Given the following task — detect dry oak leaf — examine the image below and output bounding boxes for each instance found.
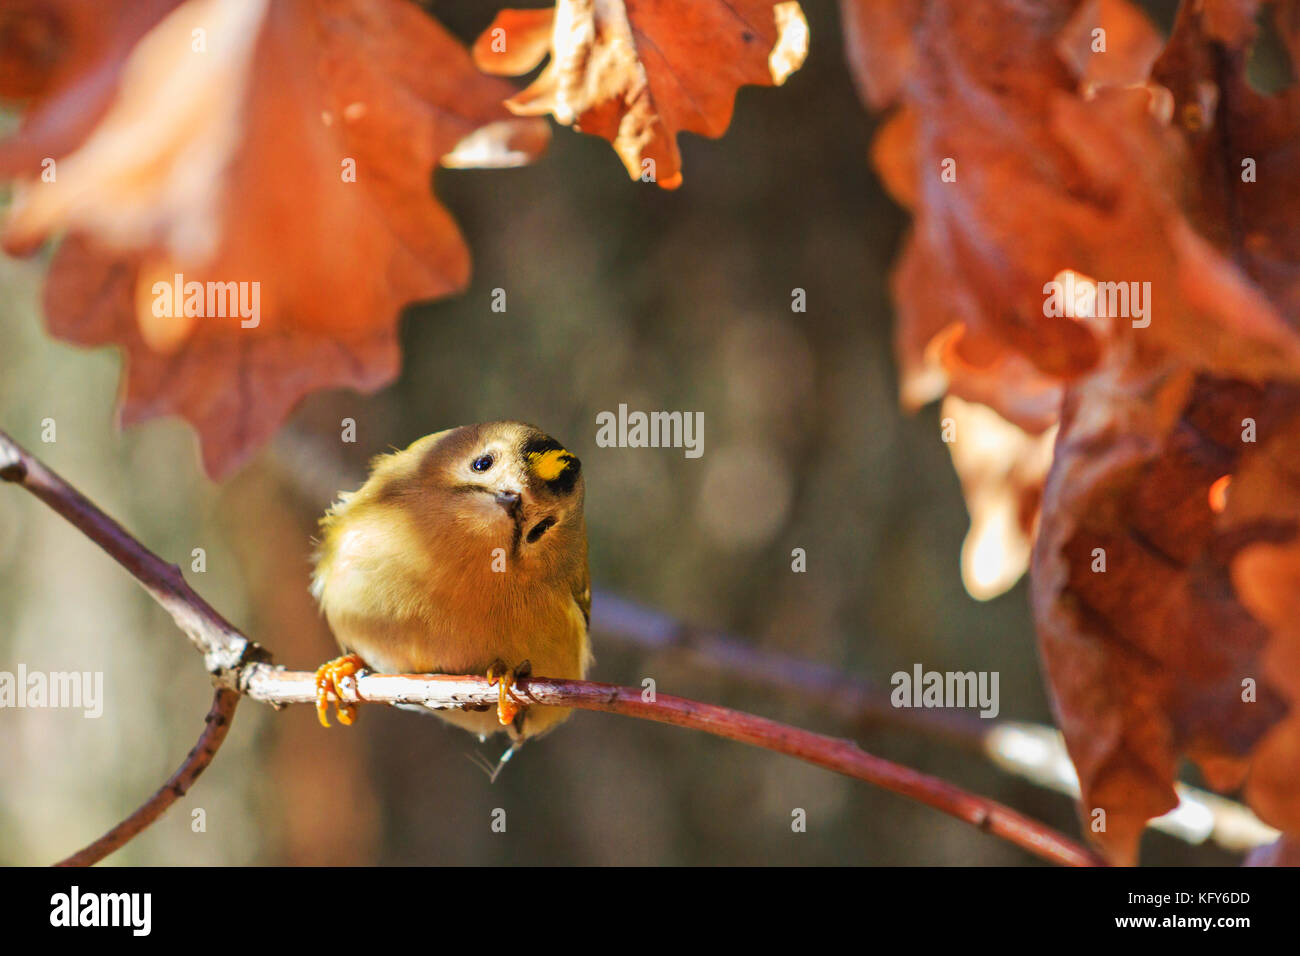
[1026,0,1300,864]
[844,0,1106,390]
[1220,396,1300,837]
[844,0,1158,606]
[845,0,1300,396]
[1055,0,1165,91]
[849,0,1300,862]
[0,0,547,478]
[1152,0,1300,327]
[1032,346,1300,864]
[473,0,809,189]
[849,0,1300,614]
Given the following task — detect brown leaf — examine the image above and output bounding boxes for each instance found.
[1024,0,1300,863]
[849,0,1300,860]
[845,0,1102,385]
[846,0,1300,390]
[1223,402,1300,834]
[892,231,1065,434]
[473,0,808,189]
[1153,0,1300,327]
[0,0,548,477]
[1033,349,1300,862]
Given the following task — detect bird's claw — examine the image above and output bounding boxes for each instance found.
[315,653,365,727]
[486,659,531,727]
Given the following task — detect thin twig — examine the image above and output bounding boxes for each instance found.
[592,591,1280,852]
[1,429,1104,866]
[245,667,1105,866]
[54,688,240,867]
[0,433,267,683]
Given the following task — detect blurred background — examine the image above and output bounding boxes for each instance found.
[0,0,1225,865]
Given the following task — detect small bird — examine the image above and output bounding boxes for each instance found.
[309,422,590,748]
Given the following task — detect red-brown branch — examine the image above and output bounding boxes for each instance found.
[1,429,1105,867]
[53,688,240,867]
[247,668,1104,866]
[0,434,266,682]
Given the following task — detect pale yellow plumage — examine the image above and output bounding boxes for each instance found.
[311,422,590,741]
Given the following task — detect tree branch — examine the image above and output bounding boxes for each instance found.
[0,433,268,684]
[591,592,1281,853]
[54,688,240,867]
[246,667,1104,866]
[1,429,1104,866]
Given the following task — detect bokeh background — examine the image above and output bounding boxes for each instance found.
[0,0,1226,865]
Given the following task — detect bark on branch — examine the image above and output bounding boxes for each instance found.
[53,688,240,867]
[0,429,1105,867]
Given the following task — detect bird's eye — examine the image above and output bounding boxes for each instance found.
[471,454,494,473]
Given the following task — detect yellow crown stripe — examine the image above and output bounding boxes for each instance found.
[528,448,573,482]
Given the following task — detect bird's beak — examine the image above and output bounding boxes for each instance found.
[494,489,522,518]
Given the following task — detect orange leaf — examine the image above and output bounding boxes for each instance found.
[846,0,1300,395]
[848,0,1300,861]
[1032,352,1300,863]
[0,0,548,478]
[473,0,808,189]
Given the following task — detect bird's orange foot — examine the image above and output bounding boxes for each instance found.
[315,653,366,728]
[486,659,531,727]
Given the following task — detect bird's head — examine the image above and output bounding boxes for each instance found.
[324,422,584,572]
[313,422,587,605]
[427,421,584,553]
